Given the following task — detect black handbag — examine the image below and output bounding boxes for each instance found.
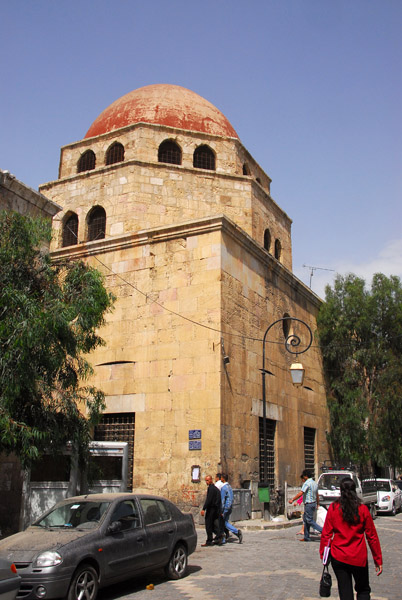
[319,563,332,597]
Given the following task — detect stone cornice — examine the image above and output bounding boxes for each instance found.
[51,213,321,307]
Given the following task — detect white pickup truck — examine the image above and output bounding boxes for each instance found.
[317,467,378,519]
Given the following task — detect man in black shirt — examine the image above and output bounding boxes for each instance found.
[200,474,222,546]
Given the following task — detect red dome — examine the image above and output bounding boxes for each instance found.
[85,84,238,139]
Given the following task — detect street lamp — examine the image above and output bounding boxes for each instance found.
[259,316,313,519]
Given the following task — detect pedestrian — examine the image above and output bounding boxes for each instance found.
[214,472,227,542]
[220,473,243,544]
[320,477,382,599]
[215,472,224,490]
[289,469,323,542]
[200,475,222,546]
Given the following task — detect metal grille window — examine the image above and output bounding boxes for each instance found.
[274,239,282,261]
[62,214,78,247]
[87,206,106,241]
[264,228,271,252]
[94,413,135,491]
[259,417,276,488]
[304,427,316,474]
[77,150,96,173]
[193,145,215,170]
[158,140,182,165]
[106,142,124,166]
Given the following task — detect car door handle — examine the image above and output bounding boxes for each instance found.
[168,529,174,534]
[137,537,144,542]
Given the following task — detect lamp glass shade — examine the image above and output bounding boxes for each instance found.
[290,362,304,386]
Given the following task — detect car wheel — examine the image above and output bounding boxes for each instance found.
[391,503,396,516]
[165,543,188,580]
[67,564,99,600]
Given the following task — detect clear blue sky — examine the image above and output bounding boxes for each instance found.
[2,0,401,297]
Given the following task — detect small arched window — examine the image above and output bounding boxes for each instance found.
[282,313,291,339]
[256,177,262,185]
[62,213,78,247]
[77,150,96,173]
[106,142,124,166]
[264,229,271,252]
[158,140,182,165]
[274,239,282,261]
[243,163,251,176]
[193,145,215,170]
[87,206,106,241]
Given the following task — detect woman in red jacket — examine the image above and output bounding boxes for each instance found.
[319,478,382,600]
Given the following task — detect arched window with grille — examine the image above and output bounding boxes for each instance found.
[62,213,78,247]
[106,142,124,166]
[158,140,182,165]
[193,145,215,170]
[274,239,282,261]
[87,206,106,241]
[264,229,271,252]
[243,163,251,175]
[77,150,96,173]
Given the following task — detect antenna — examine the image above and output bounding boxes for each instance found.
[303,264,335,288]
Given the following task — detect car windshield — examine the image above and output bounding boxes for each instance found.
[318,474,351,490]
[33,501,111,529]
[375,481,391,492]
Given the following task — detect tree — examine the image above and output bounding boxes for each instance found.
[317,272,402,471]
[0,211,115,467]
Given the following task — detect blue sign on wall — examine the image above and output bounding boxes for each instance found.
[189,429,201,439]
[189,440,202,451]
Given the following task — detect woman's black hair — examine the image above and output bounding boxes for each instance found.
[338,477,361,524]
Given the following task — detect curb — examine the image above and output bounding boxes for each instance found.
[196,517,303,533]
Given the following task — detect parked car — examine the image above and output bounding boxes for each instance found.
[318,467,377,518]
[0,493,197,600]
[363,478,402,515]
[0,558,21,600]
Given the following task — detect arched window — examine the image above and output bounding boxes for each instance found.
[62,213,78,247]
[106,142,124,166]
[282,313,291,339]
[77,150,96,173]
[274,239,282,261]
[193,145,215,170]
[264,229,271,252]
[243,163,251,175]
[158,140,182,165]
[87,206,106,241]
[256,177,262,185]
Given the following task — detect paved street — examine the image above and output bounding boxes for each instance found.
[99,513,401,600]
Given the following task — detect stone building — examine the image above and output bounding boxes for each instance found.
[0,168,60,225]
[40,84,329,514]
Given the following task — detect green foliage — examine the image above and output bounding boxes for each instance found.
[317,272,402,470]
[0,211,115,467]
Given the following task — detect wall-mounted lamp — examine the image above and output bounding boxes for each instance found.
[290,362,305,387]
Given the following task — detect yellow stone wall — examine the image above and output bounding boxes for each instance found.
[219,228,328,488]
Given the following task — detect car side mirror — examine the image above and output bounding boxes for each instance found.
[107,520,122,534]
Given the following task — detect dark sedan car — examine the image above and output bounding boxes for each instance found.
[0,558,21,600]
[0,493,197,600]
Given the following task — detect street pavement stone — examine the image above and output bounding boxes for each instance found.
[99,513,402,600]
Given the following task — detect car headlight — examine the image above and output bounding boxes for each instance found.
[35,551,63,567]
[382,495,391,502]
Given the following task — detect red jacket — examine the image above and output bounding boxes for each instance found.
[320,502,382,567]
